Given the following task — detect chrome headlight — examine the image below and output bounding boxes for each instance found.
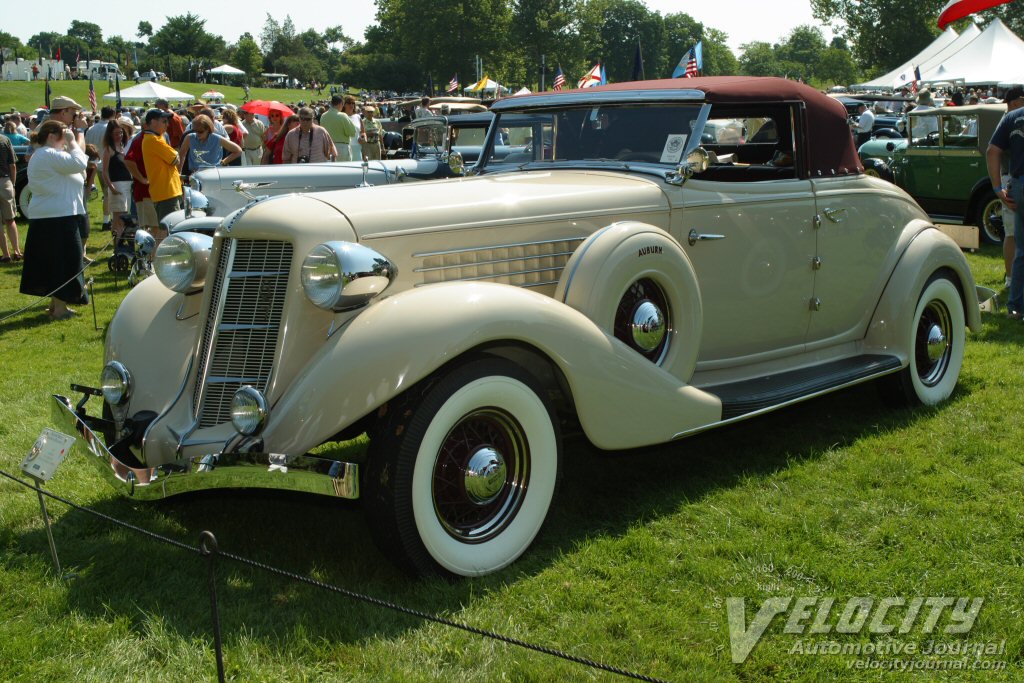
[190,175,203,193]
[101,361,132,405]
[230,387,268,436]
[186,187,209,212]
[134,229,156,258]
[301,242,397,311]
[153,231,214,293]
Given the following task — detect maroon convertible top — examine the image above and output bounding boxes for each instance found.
[561,76,862,177]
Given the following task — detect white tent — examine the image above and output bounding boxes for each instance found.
[104,81,195,101]
[207,64,245,75]
[513,87,532,95]
[465,78,506,94]
[852,26,968,91]
[918,18,1024,86]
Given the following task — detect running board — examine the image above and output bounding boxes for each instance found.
[699,354,903,420]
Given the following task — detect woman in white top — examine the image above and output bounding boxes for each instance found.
[19,119,89,320]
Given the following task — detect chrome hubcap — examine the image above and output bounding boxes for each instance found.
[630,300,666,353]
[916,300,952,387]
[464,447,507,504]
[432,408,529,542]
[614,278,671,364]
[983,198,1005,243]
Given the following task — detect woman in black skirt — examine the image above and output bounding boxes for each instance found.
[19,119,90,321]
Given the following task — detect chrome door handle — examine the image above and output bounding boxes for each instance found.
[688,229,726,246]
[822,207,847,223]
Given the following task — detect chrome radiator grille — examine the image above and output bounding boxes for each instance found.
[193,239,293,428]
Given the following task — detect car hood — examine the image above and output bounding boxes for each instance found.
[312,170,670,239]
[195,158,424,192]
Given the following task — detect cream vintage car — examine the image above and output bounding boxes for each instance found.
[52,77,982,578]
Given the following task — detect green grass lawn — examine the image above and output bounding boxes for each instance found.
[0,80,338,114]
[0,203,1022,680]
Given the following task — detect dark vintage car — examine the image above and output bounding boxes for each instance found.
[12,143,30,216]
[858,103,1007,244]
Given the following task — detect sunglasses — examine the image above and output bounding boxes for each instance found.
[299,116,313,121]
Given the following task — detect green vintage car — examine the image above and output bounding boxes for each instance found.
[858,103,1007,244]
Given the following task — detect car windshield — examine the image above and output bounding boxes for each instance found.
[485,104,704,168]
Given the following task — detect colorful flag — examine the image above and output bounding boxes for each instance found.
[55,45,61,62]
[115,72,122,110]
[938,0,1014,30]
[578,63,602,89]
[447,74,459,93]
[88,72,97,112]
[553,66,566,90]
[45,71,51,108]
[672,42,703,78]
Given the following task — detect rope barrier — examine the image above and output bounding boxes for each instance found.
[0,236,115,325]
[0,467,671,683]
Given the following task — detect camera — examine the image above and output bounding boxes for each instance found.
[297,155,309,163]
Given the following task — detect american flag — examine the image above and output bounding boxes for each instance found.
[553,66,566,90]
[88,72,97,112]
[683,51,699,78]
[447,74,459,93]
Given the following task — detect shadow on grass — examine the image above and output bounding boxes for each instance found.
[8,378,970,657]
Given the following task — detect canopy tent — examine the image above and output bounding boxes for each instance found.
[513,87,532,95]
[465,78,508,95]
[918,18,1024,85]
[207,64,245,75]
[103,81,194,101]
[852,26,963,90]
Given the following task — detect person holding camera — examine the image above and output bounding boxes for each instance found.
[359,105,384,161]
[282,107,335,164]
[47,96,91,241]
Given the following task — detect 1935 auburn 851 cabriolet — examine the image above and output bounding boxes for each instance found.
[51,77,981,577]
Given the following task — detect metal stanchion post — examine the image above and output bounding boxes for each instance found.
[199,531,226,683]
[33,478,62,575]
[88,277,97,330]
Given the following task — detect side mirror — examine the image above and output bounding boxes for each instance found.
[683,147,709,176]
[448,151,465,176]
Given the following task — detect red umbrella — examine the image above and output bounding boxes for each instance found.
[938,0,1015,29]
[240,100,295,118]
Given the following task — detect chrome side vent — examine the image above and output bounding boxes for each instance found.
[193,239,292,428]
[413,237,584,289]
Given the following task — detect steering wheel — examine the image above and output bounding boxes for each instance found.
[926,131,940,146]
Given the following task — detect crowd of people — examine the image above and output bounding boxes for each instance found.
[1,91,431,321]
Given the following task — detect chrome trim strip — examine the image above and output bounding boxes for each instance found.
[206,376,262,384]
[53,394,360,501]
[672,364,904,440]
[228,270,289,278]
[558,223,618,303]
[218,323,273,332]
[141,356,194,462]
[193,238,236,419]
[413,237,584,259]
[413,250,578,273]
[490,89,706,111]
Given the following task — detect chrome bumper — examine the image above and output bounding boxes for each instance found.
[52,394,360,501]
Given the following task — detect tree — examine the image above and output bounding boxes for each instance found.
[512,0,581,88]
[260,14,281,53]
[150,13,225,59]
[701,28,738,77]
[67,21,103,46]
[816,47,859,86]
[137,21,153,39]
[0,30,24,53]
[277,53,324,85]
[233,36,263,77]
[810,0,945,74]
[777,25,826,74]
[738,41,779,77]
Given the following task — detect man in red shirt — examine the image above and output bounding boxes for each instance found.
[155,98,185,149]
[123,121,159,235]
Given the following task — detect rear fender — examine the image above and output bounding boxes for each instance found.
[864,227,980,361]
[260,282,722,453]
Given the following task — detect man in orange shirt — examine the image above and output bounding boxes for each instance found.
[155,98,185,149]
[141,109,183,223]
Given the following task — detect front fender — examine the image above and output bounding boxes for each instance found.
[261,282,722,453]
[864,227,981,362]
[106,277,201,415]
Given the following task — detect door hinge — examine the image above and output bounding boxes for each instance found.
[809,297,822,311]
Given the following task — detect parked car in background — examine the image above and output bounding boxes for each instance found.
[165,114,496,233]
[858,103,1007,244]
[52,77,981,578]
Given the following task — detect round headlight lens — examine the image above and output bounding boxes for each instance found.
[101,361,132,405]
[230,387,268,436]
[301,244,342,308]
[154,232,213,293]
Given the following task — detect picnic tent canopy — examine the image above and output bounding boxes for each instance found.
[465,78,507,94]
[918,18,1024,85]
[852,26,963,90]
[104,81,195,101]
[207,64,245,75]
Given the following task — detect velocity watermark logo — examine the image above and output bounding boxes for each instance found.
[726,596,984,664]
